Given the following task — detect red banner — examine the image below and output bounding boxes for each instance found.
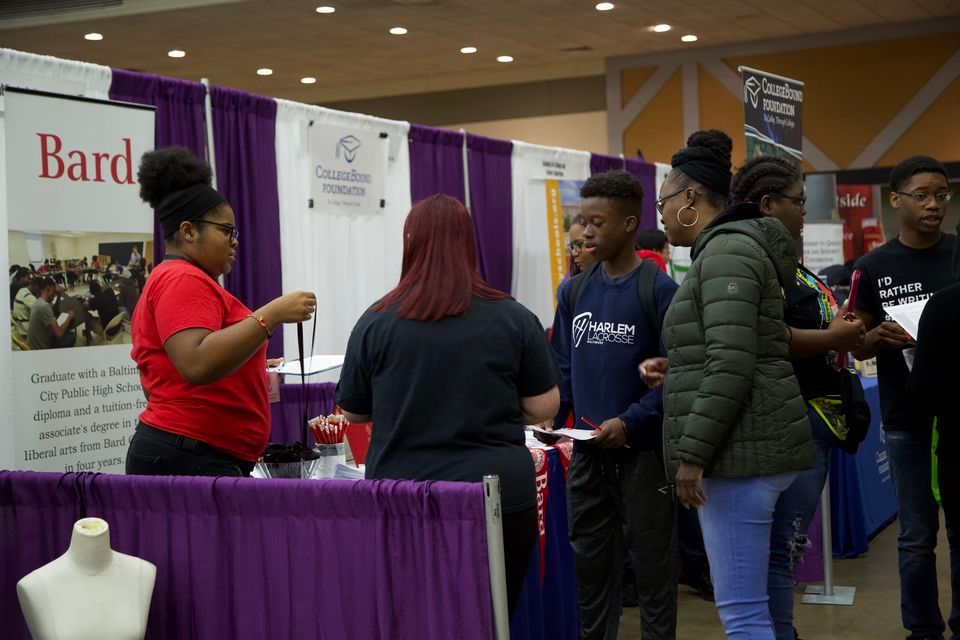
[530,448,550,583]
[836,185,872,261]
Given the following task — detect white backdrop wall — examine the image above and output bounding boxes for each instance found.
[275,99,411,365]
[510,141,591,328]
[1,50,113,471]
[653,161,693,282]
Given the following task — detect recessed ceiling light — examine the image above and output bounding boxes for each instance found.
[595,2,615,10]
[167,50,186,58]
[256,68,273,76]
[681,34,698,42]
[652,24,671,32]
[315,6,335,13]
[301,77,317,84]
[84,33,103,41]
[497,55,513,63]
[389,27,408,35]
[460,46,477,54]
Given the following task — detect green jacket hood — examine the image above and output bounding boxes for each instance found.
[691,202,798,288]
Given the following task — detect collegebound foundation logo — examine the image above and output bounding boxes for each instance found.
[572,312,636,348]
[336,134,361,163]
[744,76,761,108]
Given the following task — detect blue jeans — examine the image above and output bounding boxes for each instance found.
[699,471,799,639]
[886,428,960,639]
[768,406,834,639]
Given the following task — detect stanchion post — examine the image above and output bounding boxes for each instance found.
[483,475,510,640]
[802,471,856,605]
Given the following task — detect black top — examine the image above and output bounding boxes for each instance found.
[90,288,121,325]
[784,264,841,399]
[911,283,960,456]
[335,297,560,513]
[854,234,957,430]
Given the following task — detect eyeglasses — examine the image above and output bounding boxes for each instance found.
[656,187,686,214]
[894,190,953,205]
[568,240,585,254]
[774,193,807,207]
[200,220,239,241]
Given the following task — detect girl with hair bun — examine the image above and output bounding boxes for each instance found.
[640,131,816,638]
[126,146,317,477]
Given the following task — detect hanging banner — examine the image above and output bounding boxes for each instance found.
[837,185,873,261]
[740,66,804,166]
[802,222,845,274]
[3,87,155,473]
[309,121,388,216]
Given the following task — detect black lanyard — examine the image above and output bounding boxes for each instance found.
[296,314,318,446]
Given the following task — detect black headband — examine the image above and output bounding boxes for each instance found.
[671,146,732,197]
[156,184,227,238]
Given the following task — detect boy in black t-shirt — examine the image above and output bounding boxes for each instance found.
[852,156,958,640]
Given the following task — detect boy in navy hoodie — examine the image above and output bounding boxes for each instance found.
[550,170,679,639]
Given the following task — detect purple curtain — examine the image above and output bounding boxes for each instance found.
[466,134,513,294]
[408,125,465,204]
[210,87,284,357]
[588,153,624,176]
[108,70,207,266]
[625,158,658,232]
[1,471,494,640]
[270,382,338,443]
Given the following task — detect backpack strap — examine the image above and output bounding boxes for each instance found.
[636,259,661,340]
[567,262,600,313]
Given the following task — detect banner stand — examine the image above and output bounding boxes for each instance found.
[483,475,510,640]
[802,474,857,606]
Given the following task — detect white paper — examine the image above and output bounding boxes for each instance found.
[882,299,928,342]
[528,426,597,441]
[277,354,345,376]
[56,312,70,326]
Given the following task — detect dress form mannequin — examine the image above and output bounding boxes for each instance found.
[17,518,156,640]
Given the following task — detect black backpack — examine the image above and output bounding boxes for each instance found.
[567,260,662,344]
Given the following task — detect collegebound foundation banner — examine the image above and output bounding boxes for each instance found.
[1,87,155,472]
[740,66,804,166]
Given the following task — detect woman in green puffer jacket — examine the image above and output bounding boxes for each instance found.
[641,130,814,639]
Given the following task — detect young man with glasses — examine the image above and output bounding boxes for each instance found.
[852,155,958,640]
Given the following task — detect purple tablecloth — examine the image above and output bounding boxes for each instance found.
[0,471,494,639]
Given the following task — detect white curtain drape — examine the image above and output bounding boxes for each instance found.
[274,99,411,365]
[510,141,591,328]
[654,161,692,282]
[0,48,111,99]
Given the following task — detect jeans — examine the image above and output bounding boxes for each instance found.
[768,406,834,639]
[939,451,960,640]
[699,472,799,639]
[886,428,960,639]
[567,449,678,640]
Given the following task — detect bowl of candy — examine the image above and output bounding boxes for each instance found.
[254,442,321,479]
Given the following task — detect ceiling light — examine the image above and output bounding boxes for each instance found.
[256,68,273,76]
[389,27,408,35]
[301,77,317,84]
[460,46,477,54]
[681,34,698,42]
[84,33,103,41]
[497,55,513,63]
[167,50,186,58]
[595,2,615,10]
[315,6,335,13]
[652,24,671,32]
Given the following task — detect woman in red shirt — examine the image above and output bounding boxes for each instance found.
[126,147,316,476]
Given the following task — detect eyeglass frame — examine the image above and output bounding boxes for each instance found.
[656,187,687,215]
[893,190,953,206]
[771,193,807,207]
[198,219,239,241]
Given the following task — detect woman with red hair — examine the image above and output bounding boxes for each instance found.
[336,194,560,616]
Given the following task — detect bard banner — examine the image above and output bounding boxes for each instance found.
[309,121,388,216]
[2,87,155,473]
[740,66,804,166]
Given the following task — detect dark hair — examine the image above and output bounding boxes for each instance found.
[580,170,644,218]
[730,156,801,205]
[569,214,587,228]
[14,267,30,281]
[137,146,213,208]
[890,156,948,192]
[29,276,44,290]
[9,265,20,275]
[89,281,102,295]
[667,129,733,210]
[635,228,667,251]
[372,194,508,321]
[39,276,56,291]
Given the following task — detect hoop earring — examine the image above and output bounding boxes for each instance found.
[677,204,700,228]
